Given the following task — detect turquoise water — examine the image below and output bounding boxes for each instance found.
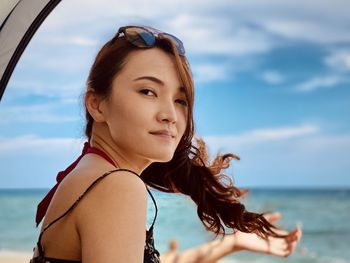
[1,188,350,262]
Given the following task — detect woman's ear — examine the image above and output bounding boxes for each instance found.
[85,88,107,123]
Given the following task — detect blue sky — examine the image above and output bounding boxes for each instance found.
[0,0,349,188]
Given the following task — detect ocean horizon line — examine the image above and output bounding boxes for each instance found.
[1,186,350,191]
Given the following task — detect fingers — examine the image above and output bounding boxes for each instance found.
[263,212,282,224]
[160,239,179,263]
[288,226,302,242]
[292,226,303,251]
[273,227,288,236]
[169,239,178,251]
[284,226,303,257]
[296,226,303,242]
[267,225,302,258]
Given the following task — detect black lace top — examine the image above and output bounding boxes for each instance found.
[30,169,160,263]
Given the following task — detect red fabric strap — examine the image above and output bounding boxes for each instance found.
[35,141,116,226]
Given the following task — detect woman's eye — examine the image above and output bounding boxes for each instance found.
[176,99,188,106]
[140,89,156,97]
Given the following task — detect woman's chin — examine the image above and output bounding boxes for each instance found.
[150,152,174,163]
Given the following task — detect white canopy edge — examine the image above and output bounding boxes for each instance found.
[0,0,61,100]
[0,0,20,26]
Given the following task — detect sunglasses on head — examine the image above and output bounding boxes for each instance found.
[115,25,186,56]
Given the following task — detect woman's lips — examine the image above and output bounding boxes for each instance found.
[149,130,175,140]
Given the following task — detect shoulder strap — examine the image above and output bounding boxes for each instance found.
[146,186,158,232]
[37,168,158,255]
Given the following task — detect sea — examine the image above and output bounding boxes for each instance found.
[0,188,349,263]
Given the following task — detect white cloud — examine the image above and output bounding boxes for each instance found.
[198,124,350,188]
[201,124,320,151]
[294,75,348,92]
[17,43,95,74]
[42,7,276,56]
[219,0,350,45]
[292,49,350,93]
[192,63,228,83]
[0,136,86,188]
[26,0,350,58]
[41,35,98,47]
[0,103,79,123]
[244,124,319,140]
[7,0,348,94]
[2,129,350,188]
[168,14,274,56]
[263,19,350,44]
[324,49,350,72]
[9,79,85,99]
[0,135,84,154]
[261,70,285,85]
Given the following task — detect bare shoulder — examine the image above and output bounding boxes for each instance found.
[74,169,148,262]
[75,168,148,221]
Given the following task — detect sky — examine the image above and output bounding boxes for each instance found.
[0,0,349,188]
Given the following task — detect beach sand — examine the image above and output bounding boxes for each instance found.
[0,251,32,263]
[0,251,237,263]
[0,253,239,263]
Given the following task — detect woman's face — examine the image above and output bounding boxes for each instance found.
[101,47,188,163]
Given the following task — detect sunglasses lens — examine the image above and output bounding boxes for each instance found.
[162,33,186,56]
[121,26,186,56]
[125,27,156,47]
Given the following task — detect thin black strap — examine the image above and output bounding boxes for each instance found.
[146,187,158,231]
[37,168,155,254]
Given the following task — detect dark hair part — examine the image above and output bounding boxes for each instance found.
[84,29,284,239]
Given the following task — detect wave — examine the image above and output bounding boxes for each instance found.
[303,229,350,235]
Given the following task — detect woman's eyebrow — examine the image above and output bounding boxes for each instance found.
[133,75,185,93]
[134,76,163,85]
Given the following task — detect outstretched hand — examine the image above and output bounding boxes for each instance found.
[233,212,302,257]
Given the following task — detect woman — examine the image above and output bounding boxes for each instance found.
[31,25,302,263]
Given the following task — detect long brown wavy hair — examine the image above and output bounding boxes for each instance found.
[84,26,283,239]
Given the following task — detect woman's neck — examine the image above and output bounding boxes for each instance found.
[89,123,152,175]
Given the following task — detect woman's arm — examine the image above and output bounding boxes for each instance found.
[161,234,240,263]
[161,212,302,263]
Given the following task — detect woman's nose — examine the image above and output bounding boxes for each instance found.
[157,100,178,124]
